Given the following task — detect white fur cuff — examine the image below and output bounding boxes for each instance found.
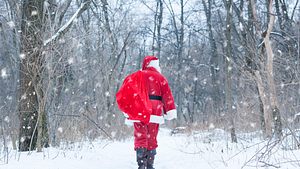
[164,109,177,120]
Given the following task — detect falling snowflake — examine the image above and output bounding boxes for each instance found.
[58,127,63,133]
[111,131,116,138]
[68,57,74,64]
[31,10,38,16]
[21,94,27,100]
[20,53,26,59]
[20,137,26,142]
[149,76,154,81]
[4,116,10,123]
[7,21,15,28]
[239,22,243,31]
[1,68,8,78]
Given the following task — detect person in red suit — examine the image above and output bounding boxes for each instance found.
[119,56,177,169]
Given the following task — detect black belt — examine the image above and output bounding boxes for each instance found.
[149,95,162,101]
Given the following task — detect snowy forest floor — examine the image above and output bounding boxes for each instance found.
[1,128,300,169]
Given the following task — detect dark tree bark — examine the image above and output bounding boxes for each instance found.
[151,0,163,58]
[19,0,46,151]
[224,0,237,143]
[19,0,91,152]
[157,0,163,59]
[202,0,221,117]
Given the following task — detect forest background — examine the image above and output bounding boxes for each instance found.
[0,0,300,153]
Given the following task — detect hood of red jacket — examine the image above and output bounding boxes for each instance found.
[142,56,159,70]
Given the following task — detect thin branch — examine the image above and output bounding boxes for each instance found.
[52,114,81,117]
[43,0,91,47]
[82,113,113,140]
[57,0,73,27]
[291,0,299,21]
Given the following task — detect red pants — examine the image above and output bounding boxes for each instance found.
[134,122,159,150]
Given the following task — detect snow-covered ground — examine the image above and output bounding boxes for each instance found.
[1,128,300,169]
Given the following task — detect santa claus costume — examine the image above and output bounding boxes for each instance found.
[117,56,177,169]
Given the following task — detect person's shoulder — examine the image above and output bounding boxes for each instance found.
[143,70,169,85]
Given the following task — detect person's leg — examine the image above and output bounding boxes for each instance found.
[147,123,159,169]
[136,147,147,169]
[146,149,156,169]
[134,122,148,149]
[147,123,159,150]
[134,122,148,169]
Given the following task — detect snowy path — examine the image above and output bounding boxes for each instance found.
[1,128,300,169]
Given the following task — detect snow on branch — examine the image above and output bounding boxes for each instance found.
[43,0,91,47]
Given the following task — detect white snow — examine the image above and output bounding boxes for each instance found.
[2,128,300,169]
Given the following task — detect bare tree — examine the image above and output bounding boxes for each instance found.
[264,0,282,139]
[224,0,237,143]
[18,0,46,151]
[150,0,163,58]
[18,0,91,152]
[202,0,221,118]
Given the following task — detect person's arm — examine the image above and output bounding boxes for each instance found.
[161,77,177,120]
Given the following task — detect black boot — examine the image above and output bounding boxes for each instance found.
[136,148,147,169]
[147,149,156,169]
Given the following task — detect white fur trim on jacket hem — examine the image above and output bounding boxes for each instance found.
[149,115,165,124]
[164,109,177,120]
[125,119,139,126]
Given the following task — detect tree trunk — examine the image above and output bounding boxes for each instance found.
[202,0,221,117]
[248,0,275,139]
[274,0,284,30]
[19,0,46,151]
[254,71,272,138]
[224,0,237,143]
[264,1,282,139]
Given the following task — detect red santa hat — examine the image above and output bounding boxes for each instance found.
[142,56,161,73]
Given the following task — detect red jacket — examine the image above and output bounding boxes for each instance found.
[117,56,177,124]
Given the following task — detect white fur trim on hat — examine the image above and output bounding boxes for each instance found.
[147,59,161,73]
